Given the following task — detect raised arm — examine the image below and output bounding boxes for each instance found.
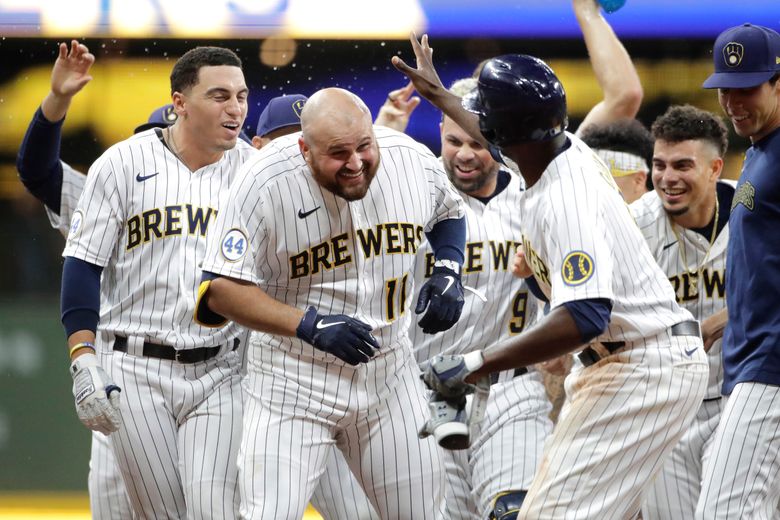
[392,34,489,149]
[374,81,421,133]
[574,0,642,135]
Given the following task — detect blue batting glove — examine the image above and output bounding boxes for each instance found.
[415,261,465,334]
[296,306,380,365]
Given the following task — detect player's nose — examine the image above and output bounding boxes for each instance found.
[346,151,363,171]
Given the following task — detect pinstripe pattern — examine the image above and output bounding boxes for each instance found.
[512,134,708,518]
[203,126,462,519]
[310,453,380,520]
[631,182,733,519]
[102,341,243,519]
[62,128,257,518]
[521,334,708,519]
[410,171,552,518]
[643,398,723,519]
[696,382,780,520]
[47,164,132,519]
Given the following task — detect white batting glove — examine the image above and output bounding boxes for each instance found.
[70,352,122,435]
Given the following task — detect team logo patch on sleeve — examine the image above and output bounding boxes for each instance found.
[562,251,594,286]
[221,229,248,262]
[68,210,84,239]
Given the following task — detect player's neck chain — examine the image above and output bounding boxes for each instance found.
[671,197,719,294]
[164,127,187,167]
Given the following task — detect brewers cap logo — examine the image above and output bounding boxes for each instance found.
[562,250,594,286]
[164,106,178,123]
[723,42,744,68]
[292,99,305,117]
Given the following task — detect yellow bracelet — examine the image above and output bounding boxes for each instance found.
[69,342,96,358]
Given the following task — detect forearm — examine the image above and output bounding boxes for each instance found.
[40,91,73,123]
[16,107,65,212]
[61,256,102,359]
[472,305,585,378]
[428,90,489,149]
[575,0,642,132]
[206,276,304,336]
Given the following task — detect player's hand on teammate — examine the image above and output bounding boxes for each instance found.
[701,309,728,352]
[511,246,533,278]
[391,33,446,102]
[70,352,122,435]
[296,306,380,365]
[374,82,421,133]
[421,351,485,398]
[51,40,95,100]
[415,262,465,334]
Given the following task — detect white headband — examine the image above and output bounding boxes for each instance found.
[595,149,649,178]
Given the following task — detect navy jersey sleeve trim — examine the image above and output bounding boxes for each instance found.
[16,107,65,214]
[562,297,612,343]
[525,275,549,303]
[61,256,103,337]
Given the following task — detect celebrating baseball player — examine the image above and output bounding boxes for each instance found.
[195,87,466,519]
[59,46,257,518]
[393,35,709,519]
[697,23,780,519]
[627,105,731,519]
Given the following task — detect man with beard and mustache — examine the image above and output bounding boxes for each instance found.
[195,87,467,519]
[408,77,553,520]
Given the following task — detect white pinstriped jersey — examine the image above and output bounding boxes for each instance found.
[46,162,86,236]
[631,182,732,399]
[63,128,257,349]
[519,133,693,343]
[411,170,541,364]
[202,126,465,358]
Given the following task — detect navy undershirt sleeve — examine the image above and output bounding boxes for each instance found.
[525,276,549,302]
[562,298,613,343]
[16,107,65,214]
[61,257,103,337]
[425,217,466,264]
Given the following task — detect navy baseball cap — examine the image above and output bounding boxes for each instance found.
[134,104,178,134]
[256,94,307,137]
[703,23,780,89]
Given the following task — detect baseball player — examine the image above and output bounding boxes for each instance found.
[394,40,709,518]
[409,76,553,520]
[626,105,732,520]
[579,118,653,203]
[16,41,181,520]
[195,87,466,519]
[251,92,382,520]
[60,46,257,518]
[697,23,780,519]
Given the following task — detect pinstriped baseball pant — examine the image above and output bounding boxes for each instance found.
[519,333,708,519]
[696,382,780,520]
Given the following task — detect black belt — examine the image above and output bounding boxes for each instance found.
[577,320,701,368]
[113,336,239,364]
[490,367,529,386]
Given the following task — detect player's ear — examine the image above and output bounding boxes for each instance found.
[171,92,186,117]
[251,136,263,150]
[299,135,310,160]
[710,156,724,180]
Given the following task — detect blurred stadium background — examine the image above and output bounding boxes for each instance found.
[0,1,778,517]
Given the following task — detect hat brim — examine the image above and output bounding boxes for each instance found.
[461,88,485,116]
[703,70,776,89]
[133,121,171,134]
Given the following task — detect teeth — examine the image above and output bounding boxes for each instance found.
[340,171,362,178]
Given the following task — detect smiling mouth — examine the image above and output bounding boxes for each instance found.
[222,122,240,133]
[662,187,686,198]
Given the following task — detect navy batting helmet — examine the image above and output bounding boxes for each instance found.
[462,54,568,147]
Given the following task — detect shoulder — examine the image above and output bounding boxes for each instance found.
[240,133,306,188]
[375,126,437,161]
[629,190,664,227]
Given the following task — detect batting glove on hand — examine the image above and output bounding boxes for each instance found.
[421,351,485,398]
[70,352,122,435]
[415,262,465,334]
[418,391,470,450]
[296,306,380,366]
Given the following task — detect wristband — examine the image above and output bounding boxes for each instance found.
[69,342,96,358]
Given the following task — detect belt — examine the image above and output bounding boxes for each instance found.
[113,336,239,364]
[577,320,701,368]
[489,367,529,386]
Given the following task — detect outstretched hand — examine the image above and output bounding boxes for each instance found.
[51,40,95,98]
[391,33,446,102]
[374,82,421,133]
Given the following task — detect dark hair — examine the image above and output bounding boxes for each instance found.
[579,118,654,171]
[170,47,242,95]
[651,104,729,157]
[770,73,780,86]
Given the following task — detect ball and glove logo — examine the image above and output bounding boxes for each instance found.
[561,250,594,286]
